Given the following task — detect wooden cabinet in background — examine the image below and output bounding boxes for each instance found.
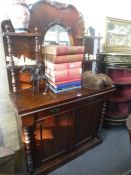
[96,53,131,126]
[84,36,102,55]
[83,36,102,71]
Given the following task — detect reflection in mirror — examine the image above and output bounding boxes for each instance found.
[43,25,71,46]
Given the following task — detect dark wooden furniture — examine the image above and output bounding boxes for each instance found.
[2,27,41,93]
[84,36,102,55]
[2,0,85,93]
[96,52,131,126]
[2,1,115,174]
[11,87,114,175]
[83,35,102,71]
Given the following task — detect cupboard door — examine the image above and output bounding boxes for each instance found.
[23,111,73,169]
[74,99,104,148]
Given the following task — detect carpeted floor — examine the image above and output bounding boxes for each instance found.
[16,126,131,175]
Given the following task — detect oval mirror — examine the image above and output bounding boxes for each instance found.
[43,25,71,46]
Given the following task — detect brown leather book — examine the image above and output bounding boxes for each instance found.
[43,45,84,56]
[44,54,83,64]
[45,60,82,70]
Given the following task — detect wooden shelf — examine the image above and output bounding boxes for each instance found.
[3,32,41,37]
[7,64,38,69]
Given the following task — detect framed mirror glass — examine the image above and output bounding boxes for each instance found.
[43,25,71,46]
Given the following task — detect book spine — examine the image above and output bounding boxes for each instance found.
[46,73,81,84]
[45,68,82,78]
[45,61,68,70]
[46,54,83,64]
[45,73,68,82]
[45,68,68,77]
[68,68,82,76]
[49,84,81,93]
[44,46,84,56]
[68,61,82,69]
[56,46,84,55]
[50,81,81,91]
[45,61,82,70]
[48,78,81,85]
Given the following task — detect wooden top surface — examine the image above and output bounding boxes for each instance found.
[10,86,115,116]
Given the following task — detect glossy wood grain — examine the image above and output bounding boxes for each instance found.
[10,86,114,116]
[14,86,114,174]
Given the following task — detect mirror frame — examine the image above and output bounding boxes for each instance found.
[29,0,85,46]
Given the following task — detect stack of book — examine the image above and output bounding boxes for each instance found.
[44,45,84,93]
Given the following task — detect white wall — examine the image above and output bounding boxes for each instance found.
[0,1,20,150]
[56,0,131,35]
[0,0,131,151]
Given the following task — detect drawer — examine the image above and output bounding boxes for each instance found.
[37,96,99,120]
[37,105,74,120]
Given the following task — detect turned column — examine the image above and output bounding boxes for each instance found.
[5,25,17,93]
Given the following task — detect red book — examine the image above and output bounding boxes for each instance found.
[45,68,82,77]
[46,74,81,84]
[45,68,82,84]
[45,60,82,70]
[45,54,83,64]
[43,45,84,56]
[45,68,68,77]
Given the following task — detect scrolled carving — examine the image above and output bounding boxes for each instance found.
[29,0,85,46]
[43,0,69,9]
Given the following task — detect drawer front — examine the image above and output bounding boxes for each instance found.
[36,95,101,120]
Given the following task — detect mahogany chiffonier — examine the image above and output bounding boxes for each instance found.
[2,1,115,174]
[11,86,114,175]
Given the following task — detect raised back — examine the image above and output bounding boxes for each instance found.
[29,0,85,46]
[1,0,85,93]
[2,0,85,46]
